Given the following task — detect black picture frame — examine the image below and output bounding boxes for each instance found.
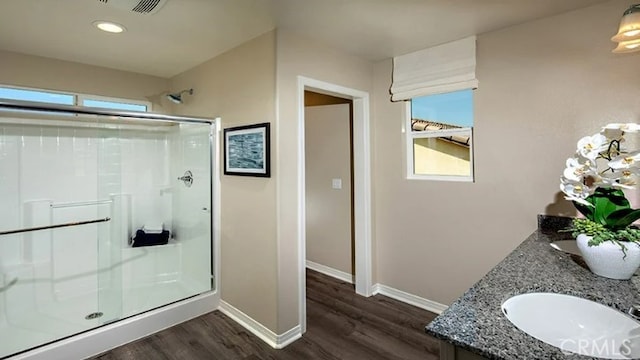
[223,122,270,177]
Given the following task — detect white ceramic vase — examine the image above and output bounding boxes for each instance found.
[576,234,640,280]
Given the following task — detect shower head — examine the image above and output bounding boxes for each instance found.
[166,88,193,104]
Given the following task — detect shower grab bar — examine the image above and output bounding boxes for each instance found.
[0,217,111,236]
[51,199,113,208]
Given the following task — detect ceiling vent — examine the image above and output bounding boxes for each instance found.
[97,0,168,15]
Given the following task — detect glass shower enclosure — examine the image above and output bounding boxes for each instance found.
[0,101,216,358]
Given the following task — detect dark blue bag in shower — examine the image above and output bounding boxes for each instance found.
[131,229,170,247]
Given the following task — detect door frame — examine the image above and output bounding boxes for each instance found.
[297,76,372,333]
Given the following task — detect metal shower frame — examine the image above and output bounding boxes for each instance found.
[0,99,215,124]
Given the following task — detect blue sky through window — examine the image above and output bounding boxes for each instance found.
[411,89,473,127]
[0,87,74,105]
[82,99,147,112]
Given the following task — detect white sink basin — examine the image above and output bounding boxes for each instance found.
[502,293,640,359]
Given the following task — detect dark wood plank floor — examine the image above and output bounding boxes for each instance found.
[92,270,440,360]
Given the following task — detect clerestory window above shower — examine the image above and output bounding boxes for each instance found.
[0,85,151,112]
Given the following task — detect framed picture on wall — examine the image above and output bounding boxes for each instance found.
[223,122,270,177]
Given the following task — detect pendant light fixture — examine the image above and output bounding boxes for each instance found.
[612,4,640,53]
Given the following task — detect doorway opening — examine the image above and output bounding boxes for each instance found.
[297,76,372,334]
[304,91,355,282]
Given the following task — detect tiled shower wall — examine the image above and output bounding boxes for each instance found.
[0,120,173,297]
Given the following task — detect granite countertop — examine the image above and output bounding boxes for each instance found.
[425,216,640,360]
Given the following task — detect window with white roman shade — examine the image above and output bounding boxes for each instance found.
[390,36,478,101]
[394,36,478,182]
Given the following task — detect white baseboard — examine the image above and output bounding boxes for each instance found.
[276,325,302,348]
[372,283,448,314]
[304,261,447,315]
[306,260,354,284]
[218,300,301,349]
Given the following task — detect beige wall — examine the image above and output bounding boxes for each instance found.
[373,0,640,305]
[0,50,172,113]
[305,104,352,275]
[276,29,374,332]
[171,31,278,331]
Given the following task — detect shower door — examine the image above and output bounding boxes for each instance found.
[0,110,215,359]
[170,123,214,297]
[0,119,120,357]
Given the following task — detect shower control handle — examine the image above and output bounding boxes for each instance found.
[178,170,193,187]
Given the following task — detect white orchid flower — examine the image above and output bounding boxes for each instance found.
[566,157,593,169]
[563,168,583,183]
[577,134,608,160]
[602,169,640,189]
[602,127,624,141]
[563,157,595,182]
[613,170,640,189]
[561,124,640,206]
[619,171,640,188]
[622,123,640,133]
[560,179,593,207]
[609,151,640,170]
[603,123,640,133]
[600,171,619,186]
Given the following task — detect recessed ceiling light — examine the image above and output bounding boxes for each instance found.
[93,21,126,34]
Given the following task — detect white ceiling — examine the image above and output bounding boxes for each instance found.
[0,0,610,78]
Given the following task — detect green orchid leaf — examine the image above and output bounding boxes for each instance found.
[572,188,635,227]
[593,195,623,226]
[606,208,640,230]
[595,188,630,208]
[593,201,608,226]
[573,200,595,221]
[584,187,632,226]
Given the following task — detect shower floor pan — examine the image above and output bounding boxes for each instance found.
[0,280,194,359]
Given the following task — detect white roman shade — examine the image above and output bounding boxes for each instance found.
[390,36,478,101]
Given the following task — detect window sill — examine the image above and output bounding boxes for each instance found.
[406,174,474,182]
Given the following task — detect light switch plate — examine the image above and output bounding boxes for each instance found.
[332,178,342,189]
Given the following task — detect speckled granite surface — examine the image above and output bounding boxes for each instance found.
[425,215,640,360]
